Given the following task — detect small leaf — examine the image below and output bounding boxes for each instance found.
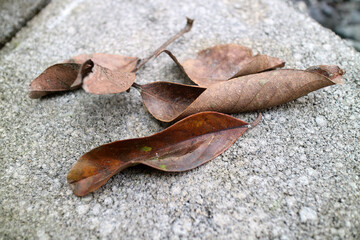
[81,60,136,95]
[29,54,138,98]
[160,44,285,87]
[67,112,261,196]
[132,82,206,122]
[29,63,81,99]
[134,65,344,122]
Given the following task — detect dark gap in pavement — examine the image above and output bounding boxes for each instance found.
[0,0,51,50]
[292,0,360,51]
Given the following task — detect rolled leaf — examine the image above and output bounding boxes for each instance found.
[135,65,344,122]
[29,63,81,99]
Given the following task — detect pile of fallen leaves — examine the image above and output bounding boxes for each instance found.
[29,18,344,196]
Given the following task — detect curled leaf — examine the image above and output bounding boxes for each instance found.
[134,65,344,122]
[80,59,136,94]
[29,63,81,99]
[29,53,138,98]
[160,44,285,87]
[67,111,261,196]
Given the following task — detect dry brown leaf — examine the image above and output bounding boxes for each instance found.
[29,18,193,98]
[80,59,136,94]
[29,63,81,99]
[29,54,138,98]
[134,65,344,122]
[160,44,285,87]
[67,111,261,196]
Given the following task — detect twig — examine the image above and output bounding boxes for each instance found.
[131,17,194,73]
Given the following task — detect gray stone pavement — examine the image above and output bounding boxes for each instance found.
[0,0,359,239]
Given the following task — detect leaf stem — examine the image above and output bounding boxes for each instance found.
[131,82,141,90]
[131,17,194,73]
[249,113,262,128]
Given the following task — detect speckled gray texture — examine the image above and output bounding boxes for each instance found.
[0,0,49,48]
[0,0,359,239]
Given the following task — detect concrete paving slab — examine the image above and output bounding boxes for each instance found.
[0,0,49,48]
[0,0,359,239]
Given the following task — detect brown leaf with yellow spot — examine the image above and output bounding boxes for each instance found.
[133,65,344,122]
[67,111,261,196]
[159,44,285,87]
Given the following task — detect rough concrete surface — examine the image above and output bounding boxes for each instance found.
[0,0,359,239]
[0,0,49,48]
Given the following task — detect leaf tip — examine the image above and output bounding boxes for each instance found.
[306,65,345,84]
[186,17,194,27]
[249,113,262,128]
[66,172,86,197]
[277,59,286,68]
[29,90,45,99]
